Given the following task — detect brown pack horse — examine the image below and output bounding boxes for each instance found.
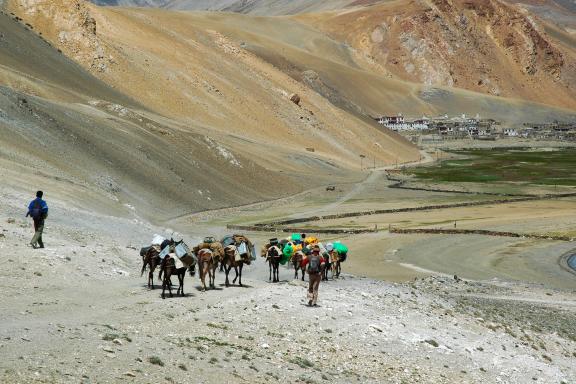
[196,248,219,291]
[140,245,161,289]
[290,251,306,281]
[266,245,283,283]
[222,245,251,287]
[157,240,196,298]
[330,251,341,278]
[160,255,186,299]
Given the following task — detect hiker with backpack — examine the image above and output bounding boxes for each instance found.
[302,245,325,307]
[26,191,48,249]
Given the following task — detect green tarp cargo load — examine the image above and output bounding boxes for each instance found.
[333,242,348,254]
[333,242,348,262]
[291,233,301,242]
[281,243,293,265]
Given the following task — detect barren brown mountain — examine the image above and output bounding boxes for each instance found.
[298,0,576,110]
[2,0,576,221]
[2,0,421,221]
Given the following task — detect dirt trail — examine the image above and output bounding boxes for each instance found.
[291,150,433,218]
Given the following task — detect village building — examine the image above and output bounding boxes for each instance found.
[376,114,430,131]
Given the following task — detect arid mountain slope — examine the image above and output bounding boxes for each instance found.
[6,0,417,168]
[0,11,306,221]
[1,1,425,221]
[85,0,576,116]
[91,0,367,14]
[298,0,576,110]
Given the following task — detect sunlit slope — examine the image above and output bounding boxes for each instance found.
[91,0,368,14]
[7,0,419,171]
[0,11,299,220]
[167,9,575,123]
[297,0,576,112]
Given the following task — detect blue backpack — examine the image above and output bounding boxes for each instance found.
[30,200,43,219]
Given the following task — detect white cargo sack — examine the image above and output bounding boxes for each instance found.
[237,242,248,256]
[159,245,170,259]
[151,234,165,246]
[174,256,184,269]
[175,243,189,258]
[175,242,195,267]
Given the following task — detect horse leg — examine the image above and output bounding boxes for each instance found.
[232,265,239,284]
[224,265,232,287]
[200,263,206,291]
[208,263,214,289]
[167,272,173,297]
[237,264,243,287]
[268,260,272,281]
[179,271,184,296]
[273,262,278,283]
[210,266,216,289]
[276,262,280,282]
[301,267,305,281]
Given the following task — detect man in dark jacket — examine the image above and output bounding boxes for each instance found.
[302,246,325,307]
[26,191,48,249]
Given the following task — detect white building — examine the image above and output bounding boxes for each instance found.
[377,114,429,131]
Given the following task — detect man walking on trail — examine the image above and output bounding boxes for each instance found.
[26,191,48,249]
[303,245,325,307]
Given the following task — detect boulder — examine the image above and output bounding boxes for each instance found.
[289,93,301,106]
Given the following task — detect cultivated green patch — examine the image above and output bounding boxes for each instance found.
[410,148,576,186]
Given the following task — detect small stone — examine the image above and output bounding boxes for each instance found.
[112,338,123,345]
[124,372,136,377]
[369,324,383,332]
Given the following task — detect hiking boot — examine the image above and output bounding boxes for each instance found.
[30,243,37,249]
[308,300,313,306]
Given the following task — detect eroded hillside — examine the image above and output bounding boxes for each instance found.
[299,0,576,110]
[7,0,416,166]
[0,9,303,220]
[1,0,427,222]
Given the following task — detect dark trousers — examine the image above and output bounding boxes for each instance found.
[307,272,321,305]
[31,218,44,248]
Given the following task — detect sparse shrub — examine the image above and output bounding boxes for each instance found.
[148,356,164,366]
[290,356,314,368]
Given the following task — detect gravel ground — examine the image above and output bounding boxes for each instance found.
[1,201,574,384]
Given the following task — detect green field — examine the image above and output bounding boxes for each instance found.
[411,148,576,186]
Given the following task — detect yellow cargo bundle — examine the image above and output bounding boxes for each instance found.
[305,237,319,245]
